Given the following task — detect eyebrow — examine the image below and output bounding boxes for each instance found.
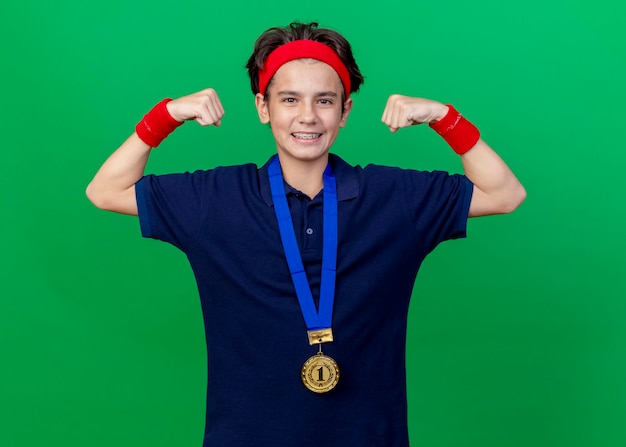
[277,90,339,97]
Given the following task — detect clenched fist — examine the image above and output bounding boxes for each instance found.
[167,88,225,127]
[381,95,449,133]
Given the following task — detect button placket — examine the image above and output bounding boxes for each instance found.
[303,199,322,251]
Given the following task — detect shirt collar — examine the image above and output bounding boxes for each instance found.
[259,153,359,207]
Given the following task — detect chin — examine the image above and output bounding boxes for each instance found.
[289,151,330,163]
[281,145,330,162]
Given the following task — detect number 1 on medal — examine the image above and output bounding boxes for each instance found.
[317,366,324,382]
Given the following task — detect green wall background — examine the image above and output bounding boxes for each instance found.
[2,0,625,446]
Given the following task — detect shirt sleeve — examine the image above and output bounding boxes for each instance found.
[135,171,212,251]
[402,169,473,254]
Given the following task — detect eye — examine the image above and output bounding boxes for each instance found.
[282,97,296,103]
[318,98,333,105]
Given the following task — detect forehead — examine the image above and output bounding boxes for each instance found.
[270,58,343,92]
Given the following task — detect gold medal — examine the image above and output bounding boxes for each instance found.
[301,352,340,393]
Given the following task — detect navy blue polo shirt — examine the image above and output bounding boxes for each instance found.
[135,153,472,447]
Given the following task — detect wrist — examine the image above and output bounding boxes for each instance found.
[135,98,184,148]
[429,104,480,155]
[430,104,450,124]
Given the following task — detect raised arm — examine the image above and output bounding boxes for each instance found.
[381,95,526,217]
[86,88,225,215]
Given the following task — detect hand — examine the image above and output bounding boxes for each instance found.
[381,95,448,133]
[166,88,225,127]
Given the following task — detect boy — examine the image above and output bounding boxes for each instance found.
[87,21,525,447]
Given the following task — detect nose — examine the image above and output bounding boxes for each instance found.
[298,101,317,124]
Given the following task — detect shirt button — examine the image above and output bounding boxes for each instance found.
[306,228,314,235]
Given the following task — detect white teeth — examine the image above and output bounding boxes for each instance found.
[292,133,321,139]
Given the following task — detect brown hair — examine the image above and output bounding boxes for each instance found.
[246,21,364,98]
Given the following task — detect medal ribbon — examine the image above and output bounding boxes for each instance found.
[268,155,337,332]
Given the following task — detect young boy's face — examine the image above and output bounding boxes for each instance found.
[255,58,352,166]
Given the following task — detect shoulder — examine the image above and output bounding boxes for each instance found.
[140,162,259,186]
[332,154,460,188]
[137,163,267,211]
[330,154,471,209]
[331,153,449,179]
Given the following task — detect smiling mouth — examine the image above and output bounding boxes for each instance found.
[292,132,322,140]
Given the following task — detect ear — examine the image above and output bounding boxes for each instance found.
[339,97,353,128]
[255,93,270,124]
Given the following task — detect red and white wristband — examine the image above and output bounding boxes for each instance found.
[429,105,480,155]
[135,98,183,148]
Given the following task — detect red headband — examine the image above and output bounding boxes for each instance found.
[258,40,351,97]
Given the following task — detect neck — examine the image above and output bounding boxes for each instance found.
[278,155,328,198]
